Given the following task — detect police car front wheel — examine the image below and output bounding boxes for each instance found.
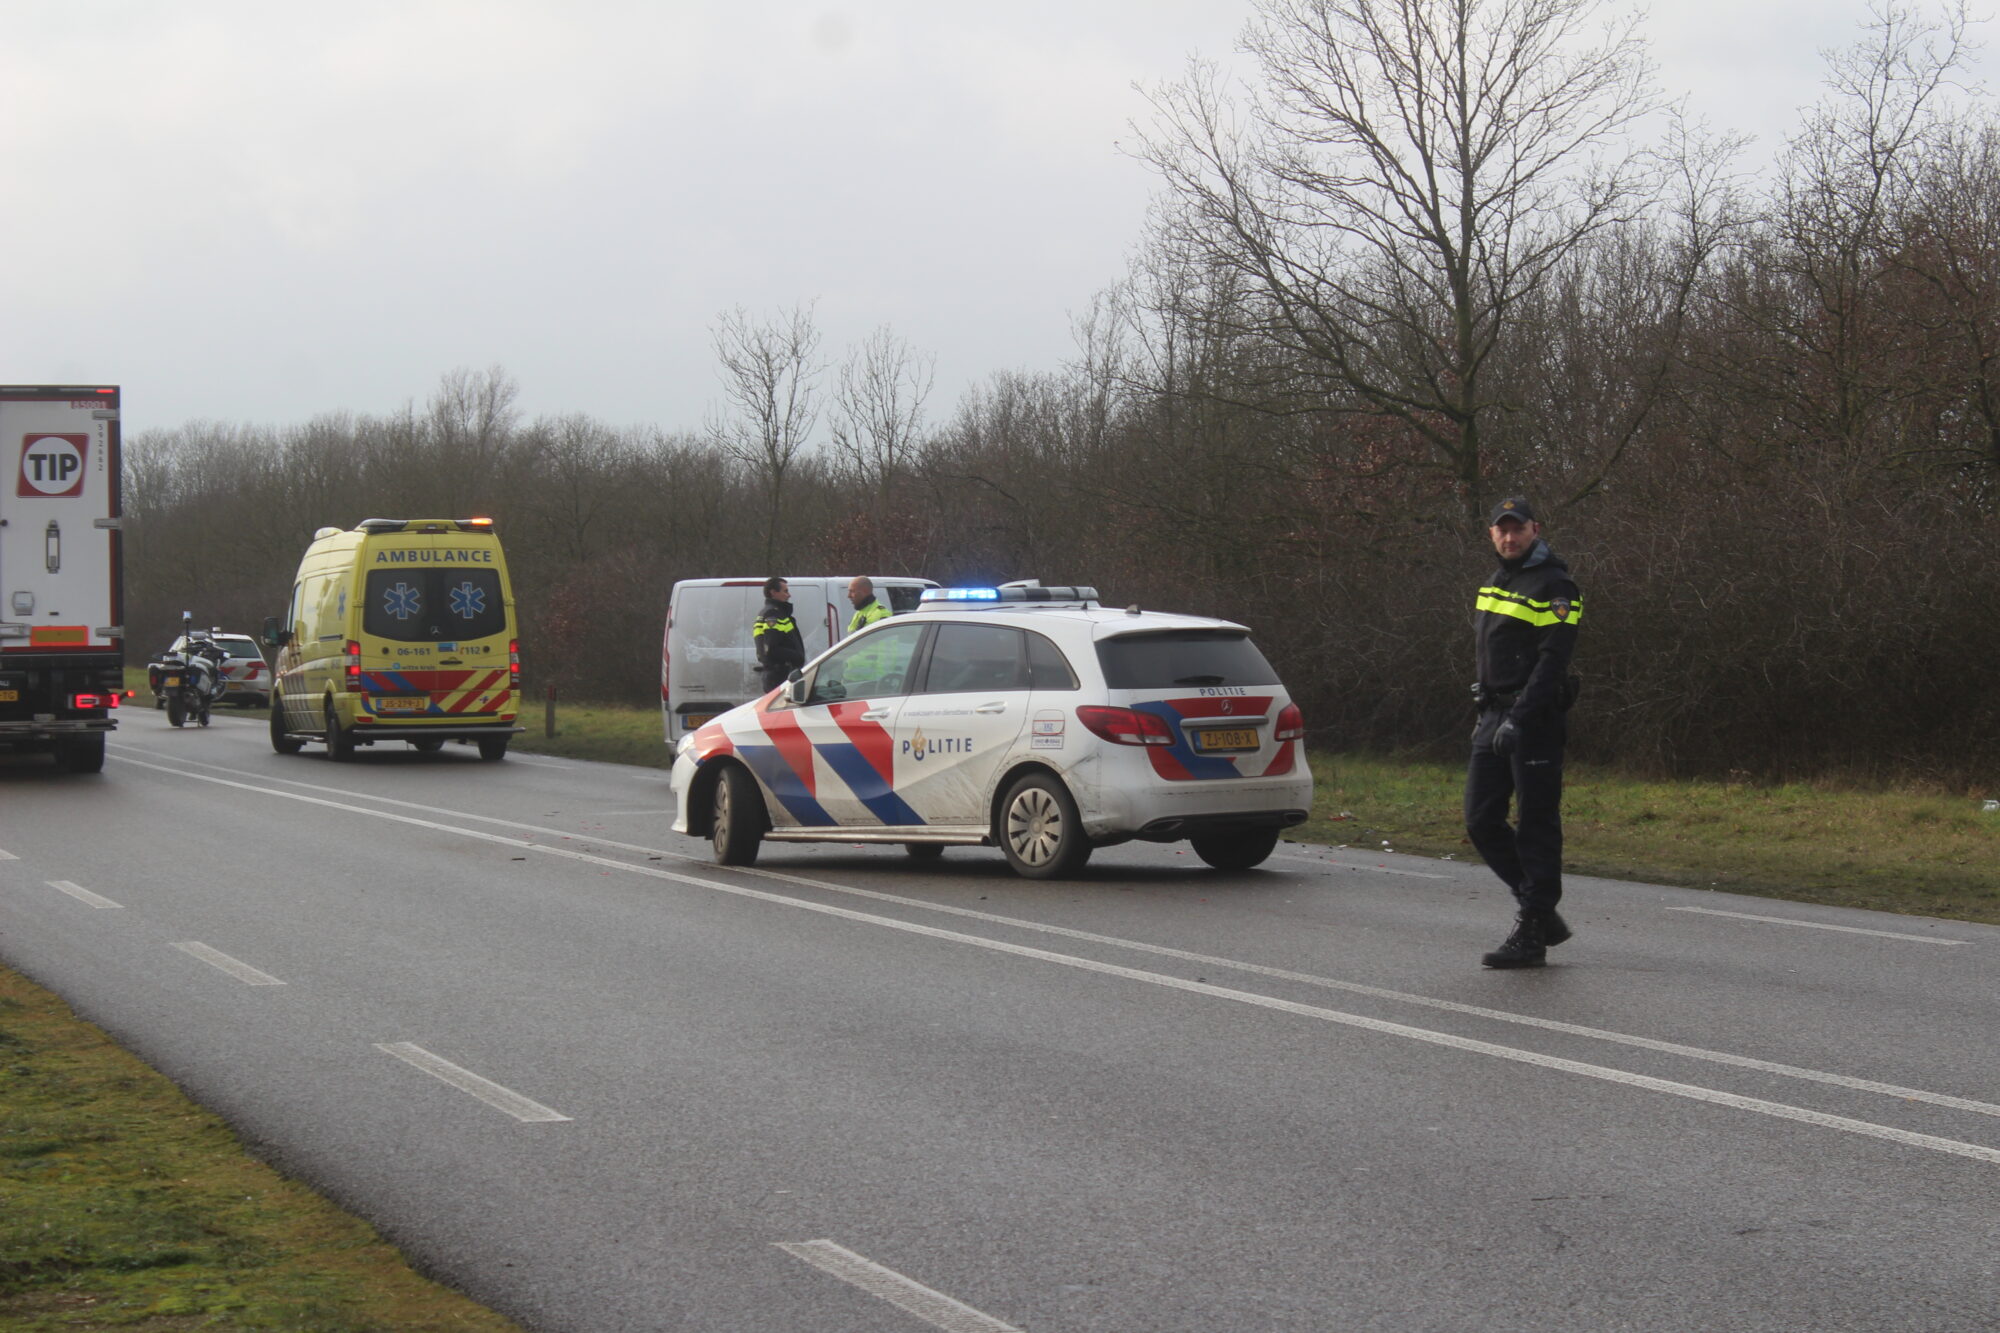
[712,763,766,866]
[998,774,1092,879]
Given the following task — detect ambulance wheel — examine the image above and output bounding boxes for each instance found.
[904,843,945,861]
[477,735,509,761]
[1189,827,1280,871]
[711,763,766,866]
[324,701,354,762]
[270,695,304,754]
[998,773,1092,880]
[412,738,444,753]
[166,697,186,728]
[59,733,106,774]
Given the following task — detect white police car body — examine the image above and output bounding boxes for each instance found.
[669,585,1311,877]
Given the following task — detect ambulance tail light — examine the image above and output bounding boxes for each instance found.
[508,640,520,691]
[1275,703,1304,742]
[344,640,362,690]
[1076,705,1175,746]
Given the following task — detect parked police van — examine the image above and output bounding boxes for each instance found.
[662,576,935,745]
[265,518,522,760]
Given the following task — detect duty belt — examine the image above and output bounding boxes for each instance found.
[1473,685,1518,712]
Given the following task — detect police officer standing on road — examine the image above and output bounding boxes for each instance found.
[846,576,890,634]
[1467,498,1582,969]
[753,577,805,694]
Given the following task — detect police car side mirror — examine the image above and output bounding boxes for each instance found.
[785,670,809,705]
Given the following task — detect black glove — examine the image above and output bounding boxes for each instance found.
[1491,717,1520,757]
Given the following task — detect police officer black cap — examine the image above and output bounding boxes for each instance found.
[1487,496,1537,526]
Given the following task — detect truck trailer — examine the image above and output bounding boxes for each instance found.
[0,385,123,772]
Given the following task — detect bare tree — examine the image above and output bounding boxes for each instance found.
[427,364,520,513]
[708,303,824,564]
[830,324,935,495]
[1136,0,1658,519]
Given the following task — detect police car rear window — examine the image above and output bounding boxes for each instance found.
[363,569,507,643]
[1094,630,1280,689]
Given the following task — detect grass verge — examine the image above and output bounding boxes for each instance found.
[0,967,524,1332]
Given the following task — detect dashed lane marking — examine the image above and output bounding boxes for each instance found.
[171,941,286,986]
[374,1042,571,1123]
[776,1240,1024,1333]
[47,880,121,909]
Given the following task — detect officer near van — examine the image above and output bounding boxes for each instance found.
[1467,497,1582,969]
[846,576,890,633]
[752,577,805,693]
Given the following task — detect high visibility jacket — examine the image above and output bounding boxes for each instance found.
[1474,539,1581,722]
[846,597,890,635]
[753,597,805,675]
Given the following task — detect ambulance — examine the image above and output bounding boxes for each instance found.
[264,518,522,760]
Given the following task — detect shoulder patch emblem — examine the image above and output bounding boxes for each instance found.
[1551,599,1572,622]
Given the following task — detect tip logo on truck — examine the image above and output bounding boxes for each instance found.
[17,434,88,498]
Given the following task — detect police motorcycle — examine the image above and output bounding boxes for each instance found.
[156,614,229,729]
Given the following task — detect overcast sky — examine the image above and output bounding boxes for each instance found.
[1,0,1987,437]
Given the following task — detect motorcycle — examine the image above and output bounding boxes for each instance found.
[158,614,228,728]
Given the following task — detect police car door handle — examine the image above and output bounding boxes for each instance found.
[975,701,1007,714]
[861,707,893,722]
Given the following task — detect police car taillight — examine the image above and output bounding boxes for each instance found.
[344,639,362,690]
[508,639,520,689]
[1275,703,1304,741]
[1076,705,1175,746]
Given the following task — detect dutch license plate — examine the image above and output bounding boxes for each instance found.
[375,696,428,713]
[1193,727,1260,754]
[684,713,716,730]
[161,676,182,688]
[0,689,16,702]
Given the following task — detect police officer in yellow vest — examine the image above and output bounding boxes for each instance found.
[846,576,890,634]
[1467,498,1582,969]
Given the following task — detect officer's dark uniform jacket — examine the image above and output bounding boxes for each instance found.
[1475,539,1582,725]
[753,597,805,686]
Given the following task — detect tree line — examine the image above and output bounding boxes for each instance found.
[126,0,1999,784]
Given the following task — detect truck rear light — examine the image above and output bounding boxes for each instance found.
[1275,703,1304,741]
[508,639,520,689]
[70,692,118,709]
[1076,704,1175,746]
[344,639,362,691]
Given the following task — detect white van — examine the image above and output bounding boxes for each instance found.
[661,576,935,744]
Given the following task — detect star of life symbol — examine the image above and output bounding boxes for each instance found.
[383,581,422,620]
[449,581,487,619]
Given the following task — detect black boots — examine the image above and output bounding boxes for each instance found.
[1482,910,1570,968]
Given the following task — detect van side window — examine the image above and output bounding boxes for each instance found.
[312,576,342,641]
[886,585,927,614]
[922,623,1029,693]
[807,622,926,705]
[1025,631,1080,690]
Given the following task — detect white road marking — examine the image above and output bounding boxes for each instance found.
[503,755,573,770]
[776,1240,1023,1333]
[171,941,286,986]
[103,749,2000,1119]
[1272,851,1450,879]
[107,753,2000,1165]
[373,1042,572,1123]
[47,880,121,909]
[589,809,675,816]
[1665,905,1965,944]
[0,846,18,860]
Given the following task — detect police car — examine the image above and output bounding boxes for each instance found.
[669,584,1311,878]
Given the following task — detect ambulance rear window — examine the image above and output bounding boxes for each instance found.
[363,568,507,643]
[1095,630,1280,689]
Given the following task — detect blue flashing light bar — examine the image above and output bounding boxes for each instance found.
[921,585,1100,606]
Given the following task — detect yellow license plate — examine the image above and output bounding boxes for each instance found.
[375,696,428,713]
[684,713,716,729]
[161,676,182,688]
[0,689,16,702]
[1193,727,1260,753]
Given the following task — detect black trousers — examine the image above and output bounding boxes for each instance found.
[1465,709,1567,916]
[758,664,797,694]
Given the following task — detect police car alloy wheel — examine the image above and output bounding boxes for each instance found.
[999,773,1091,879]
[712,763,766,865]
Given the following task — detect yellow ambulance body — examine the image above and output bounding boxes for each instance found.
[265,518,522,760]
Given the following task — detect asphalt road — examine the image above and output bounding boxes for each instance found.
[3,708,1997,1332]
